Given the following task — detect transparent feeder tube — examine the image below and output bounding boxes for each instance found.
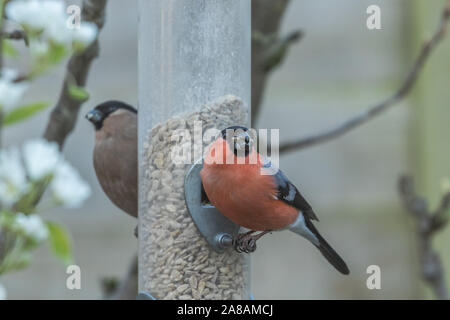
[138,0,251,300]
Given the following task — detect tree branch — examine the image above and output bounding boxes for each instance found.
[103,255,138,300]
[398,175,449,300]
[252,0,302,124]
[0,30,28,45]
[43,0,107,149]
[279,1,450,154]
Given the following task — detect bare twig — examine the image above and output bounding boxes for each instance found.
[1,29,24,39]
[43,0,107,148]
[106,255,138,300]
[1,30,28,45]
[279,2,450,154]
[261,29,303,73]
[431,192,450,232]
[398,175,449,300]
[252,0,302,124]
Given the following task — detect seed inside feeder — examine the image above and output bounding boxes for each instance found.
[140,95,250,300]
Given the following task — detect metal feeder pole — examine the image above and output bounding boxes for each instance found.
[138,0,251,300]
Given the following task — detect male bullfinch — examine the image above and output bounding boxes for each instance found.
[200,126,349,275]
[86,101,137,218]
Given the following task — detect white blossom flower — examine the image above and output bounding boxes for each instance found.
[0,283,6,300]
[0,147,28,207]
[6,0,46,30]
[29,39,50,57]
[22,139,61,180]
[72,22,98,48]
[13,213,48,242]
[46,17,73,45]
[6,0,74,44]
[50,161,91,208]
[6,0,65,31]
[6,0,98,53]
[0,68,28,111]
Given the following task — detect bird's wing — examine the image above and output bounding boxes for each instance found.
[93,112,138,217]
[263,160,319,221]
[262,161,349,274]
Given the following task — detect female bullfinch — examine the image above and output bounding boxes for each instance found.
[200,126,349,275]
[86,101,138,218]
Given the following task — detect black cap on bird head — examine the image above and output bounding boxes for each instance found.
[220,126,254,157]
[86,100,137,130]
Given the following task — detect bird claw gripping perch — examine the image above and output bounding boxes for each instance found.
[232,230,271,253]
[184,158,240,253]
[233,233,257,253]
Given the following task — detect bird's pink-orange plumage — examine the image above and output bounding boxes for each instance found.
[200,130,350,275]
[200,137,298,231]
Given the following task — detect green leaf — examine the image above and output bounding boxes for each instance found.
[48,42,68,64]
[3,102,49,126]
[3,40,18,58]
[0,252,31,275]
[46,221,72,265]
[68,84,89,101]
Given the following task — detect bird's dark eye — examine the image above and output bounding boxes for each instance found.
[245,135,250,144]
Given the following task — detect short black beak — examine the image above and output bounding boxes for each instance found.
[85,109,103,123]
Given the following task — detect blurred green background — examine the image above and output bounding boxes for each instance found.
[2,0,450,299]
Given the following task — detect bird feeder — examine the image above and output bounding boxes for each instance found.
[138,0,251,300]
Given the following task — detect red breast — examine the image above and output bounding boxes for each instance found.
[200,138,298,231]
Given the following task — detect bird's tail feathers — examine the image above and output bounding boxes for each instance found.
[290,214,350,275]
[314,236,350,275]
